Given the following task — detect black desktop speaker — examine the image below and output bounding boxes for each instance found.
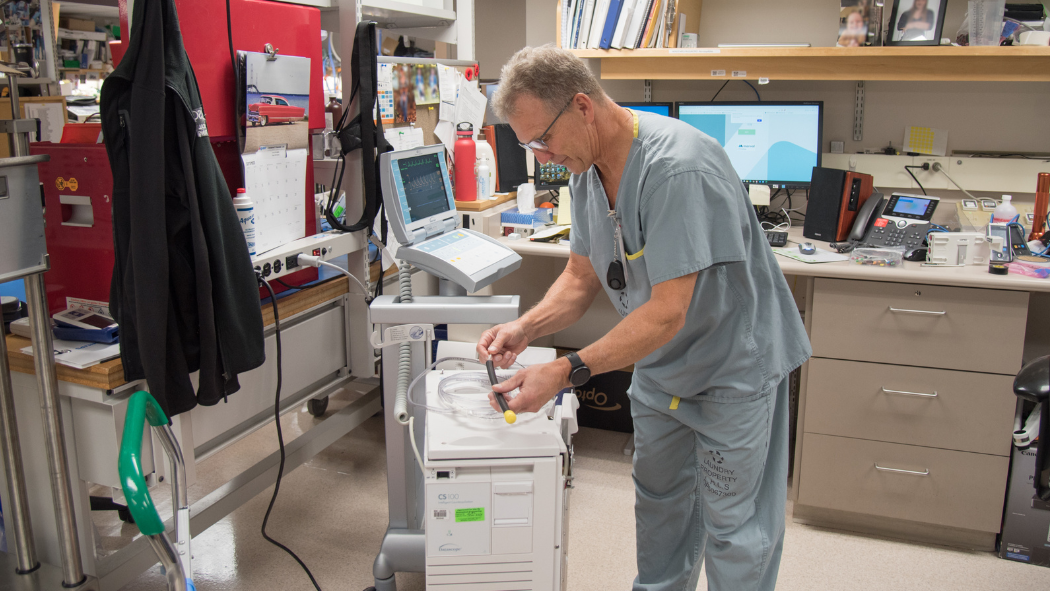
[804,167,874,242]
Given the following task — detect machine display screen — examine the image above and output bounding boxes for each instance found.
[885,194,936,220]
[394,152,452,224]
[891,196,932,216]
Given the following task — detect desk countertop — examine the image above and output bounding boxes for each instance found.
[500,227,1050,293]
[3,277,351,389]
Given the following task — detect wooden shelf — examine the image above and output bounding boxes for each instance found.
[570,46,1050,82]
[359,0,457,29]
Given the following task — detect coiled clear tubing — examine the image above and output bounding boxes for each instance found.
[407,357,552,420]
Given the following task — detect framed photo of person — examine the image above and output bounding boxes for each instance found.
[887,0,947,45]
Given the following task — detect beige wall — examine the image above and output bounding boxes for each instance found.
[480,0,1050,157]
[475,0,527,79]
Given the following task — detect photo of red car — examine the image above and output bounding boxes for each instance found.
[247,94,306,126]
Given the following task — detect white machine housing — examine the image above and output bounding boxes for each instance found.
[378,144,521,292]
[927,231,992,266]
[423,371,578,591]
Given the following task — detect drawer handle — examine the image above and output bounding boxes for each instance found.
[888,307,946,316]
[881,387,938,398]
[874,463,930,476]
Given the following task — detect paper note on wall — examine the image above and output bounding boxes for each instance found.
[437,64,458,103]
[902,126,948,157]
[242,145,307,254]
[378,63,395,125]
[384,127,425,151]
[434,120,456,155]
[453,74,487,138]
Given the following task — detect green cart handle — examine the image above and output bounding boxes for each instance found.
[118,391,170,536]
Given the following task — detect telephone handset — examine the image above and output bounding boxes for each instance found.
[830,193,884,252]
[834,192,939,252]
[849,193,885,242]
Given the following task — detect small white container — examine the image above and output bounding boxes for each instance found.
[476,158,492,201]
[992,194,1019,224]
[233,188,256,256]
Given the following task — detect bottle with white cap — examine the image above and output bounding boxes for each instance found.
[233,188,256,256]
[992,194,1019,224]
[476,156,492,200]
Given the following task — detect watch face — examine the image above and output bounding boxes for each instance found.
[571,367,591,387]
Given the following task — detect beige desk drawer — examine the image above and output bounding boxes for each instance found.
[797,433,1008,533]
[804,358,1015,456]
[810,278,1028,374]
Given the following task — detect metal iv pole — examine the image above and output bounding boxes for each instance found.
[0,63,96,589]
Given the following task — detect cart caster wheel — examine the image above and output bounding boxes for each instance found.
[307,396,329,417]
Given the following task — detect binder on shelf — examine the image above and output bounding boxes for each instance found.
[588,0,611,49]
[626,0,652,49]
[612,0,638,49]
[578,0,597,50]
[639,0,662,49]
[599,0,626,49]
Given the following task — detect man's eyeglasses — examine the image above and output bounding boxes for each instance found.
[518,96,575,153]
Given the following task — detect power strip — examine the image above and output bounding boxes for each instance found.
[251,230,366,281]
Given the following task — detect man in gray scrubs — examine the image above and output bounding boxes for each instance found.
[477,46,811,591]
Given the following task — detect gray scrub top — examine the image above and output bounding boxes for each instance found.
[569,110,811,405]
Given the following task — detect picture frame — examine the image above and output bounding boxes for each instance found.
[837,2,870,48]
[886,0,947,46]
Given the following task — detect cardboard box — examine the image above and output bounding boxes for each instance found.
[62,18,96,32]
[999,444,1050,567]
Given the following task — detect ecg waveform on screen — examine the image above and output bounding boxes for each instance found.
[399,154,450,221]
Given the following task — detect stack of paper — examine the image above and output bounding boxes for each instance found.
[21,339,120,370]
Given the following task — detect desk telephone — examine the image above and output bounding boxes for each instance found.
[833,193,940,252]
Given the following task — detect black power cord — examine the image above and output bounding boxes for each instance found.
[904,163,930,196]
[257,276,324,591]
[710,80,762,102]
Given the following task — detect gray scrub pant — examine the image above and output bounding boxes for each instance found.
[630,378,789,591]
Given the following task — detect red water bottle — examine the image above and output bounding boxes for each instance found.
[454,122,477,201]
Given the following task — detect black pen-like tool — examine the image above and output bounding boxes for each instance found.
[485,359,516,424]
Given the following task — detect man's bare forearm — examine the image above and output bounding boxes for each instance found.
[517,255,601,342]
[573,272,696,377]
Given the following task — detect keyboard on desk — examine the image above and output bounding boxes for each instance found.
[765,231,788,247]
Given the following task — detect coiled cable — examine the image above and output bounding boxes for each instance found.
[394,263,413,425]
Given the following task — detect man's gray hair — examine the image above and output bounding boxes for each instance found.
[492,44,606,121]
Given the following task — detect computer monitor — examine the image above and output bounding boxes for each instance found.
[675,101,823,189]
[380,144,458,246]
[619,101,675,118]
[533,101,677,191]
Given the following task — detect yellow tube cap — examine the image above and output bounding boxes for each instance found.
[503,410,517,424]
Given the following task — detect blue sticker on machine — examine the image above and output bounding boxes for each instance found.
[1006,552,1030,561]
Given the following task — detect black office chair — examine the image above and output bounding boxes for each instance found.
[1014,355,1049,501]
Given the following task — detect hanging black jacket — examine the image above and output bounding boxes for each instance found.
[100,0,264,417]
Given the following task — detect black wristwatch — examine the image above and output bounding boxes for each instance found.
[565,352,591,387]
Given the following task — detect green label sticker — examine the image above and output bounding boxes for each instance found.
[455,508,485,522]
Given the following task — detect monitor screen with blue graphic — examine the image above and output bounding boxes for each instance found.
[676,101,822,189]
[619,102,675,118]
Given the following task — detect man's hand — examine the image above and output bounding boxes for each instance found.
[477,321,530,369]
[488,359,571,414]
